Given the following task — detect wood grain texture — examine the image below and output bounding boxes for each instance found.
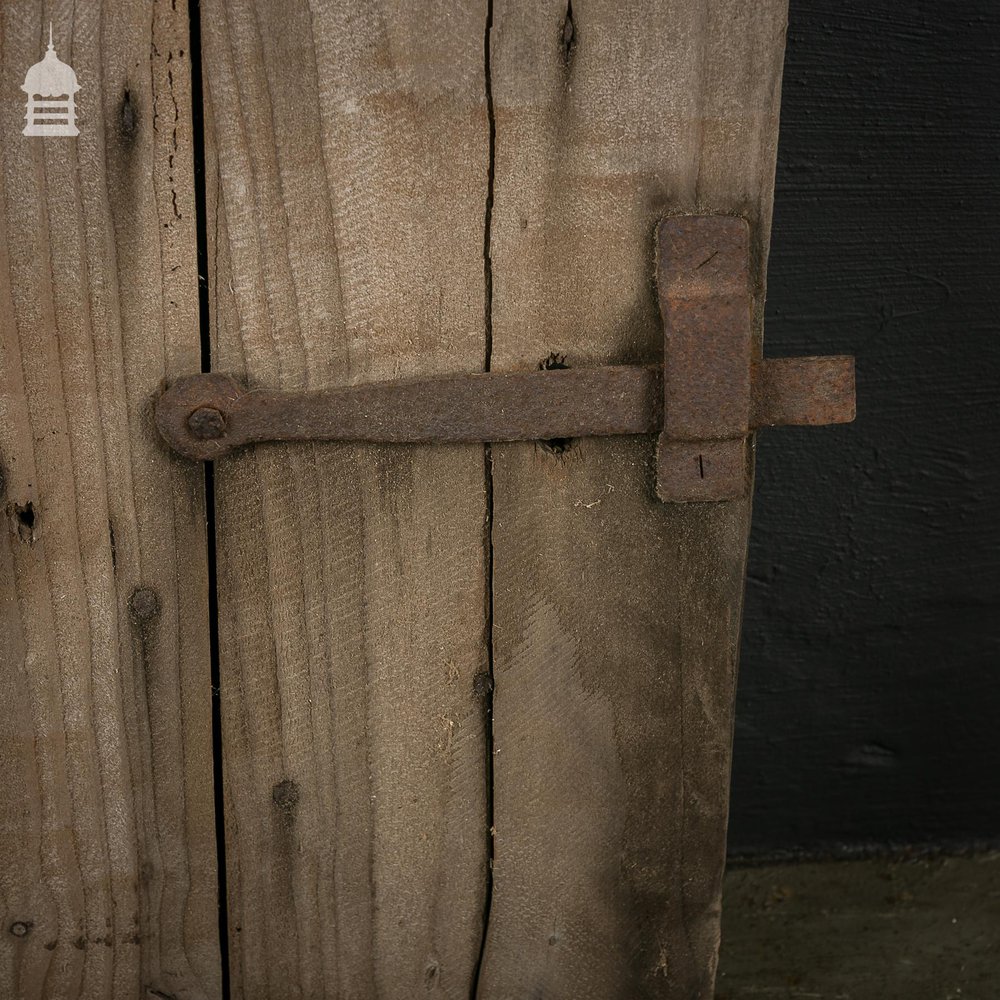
[199,1,491,995]
[478,1,788,997]
[0,3,219,999]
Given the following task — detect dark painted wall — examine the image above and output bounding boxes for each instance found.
[729,0,1000,855]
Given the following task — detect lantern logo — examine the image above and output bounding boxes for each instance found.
[22,24,80,137]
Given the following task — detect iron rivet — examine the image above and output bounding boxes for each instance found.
[188,406,227,440]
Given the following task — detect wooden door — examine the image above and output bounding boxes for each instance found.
[2,2,788,998]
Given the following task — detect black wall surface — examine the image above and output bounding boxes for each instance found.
[729,0,999,856]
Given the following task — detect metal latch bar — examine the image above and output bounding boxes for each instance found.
[155,215,855,503]
[156,365,664,457]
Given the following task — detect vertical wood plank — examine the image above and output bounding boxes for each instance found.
[479,1,788,997]
[0,3,219,999]
[200,2,492,995]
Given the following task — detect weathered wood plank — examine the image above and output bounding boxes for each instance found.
[478,1,788,997]
[200,1,492,994]
[0,3,219,999]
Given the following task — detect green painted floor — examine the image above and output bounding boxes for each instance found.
[716,853,1000,999]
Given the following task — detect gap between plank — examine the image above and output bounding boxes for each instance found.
[472,0,498,994]
[187,1,231,996]
[184,4,498,994]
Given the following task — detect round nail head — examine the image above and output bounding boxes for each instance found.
[188,406,227,440]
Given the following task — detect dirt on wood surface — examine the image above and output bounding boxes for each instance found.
[716,853,1000,999]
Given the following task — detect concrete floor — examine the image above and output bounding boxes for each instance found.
[716,853,1000,999]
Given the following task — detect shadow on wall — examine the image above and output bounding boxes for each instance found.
[730,0,1000,856]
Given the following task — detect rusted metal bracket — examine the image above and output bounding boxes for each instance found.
[155,215,854,503]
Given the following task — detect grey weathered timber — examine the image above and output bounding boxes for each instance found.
[199,1,492,996]
[0,3,219,999]
[477,1,789,997]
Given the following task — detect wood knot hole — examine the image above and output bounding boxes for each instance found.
[473,671,494,699]
[561,1,577,65]
[119,88,140,144]
[272,779,300,817]
[12,501,36,543]
[129,587,161,625]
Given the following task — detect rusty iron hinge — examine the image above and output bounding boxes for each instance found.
[155,215,855,503]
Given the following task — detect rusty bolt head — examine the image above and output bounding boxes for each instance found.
[188,406,227,440]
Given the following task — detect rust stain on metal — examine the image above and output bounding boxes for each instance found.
[155,367,664,463]
[187,405,227,440]
[752,356,856,428]
[653,216,854,502]
[655,215,753,502]
[154,215,855,503]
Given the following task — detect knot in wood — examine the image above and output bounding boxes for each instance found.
[129,587,161,624]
